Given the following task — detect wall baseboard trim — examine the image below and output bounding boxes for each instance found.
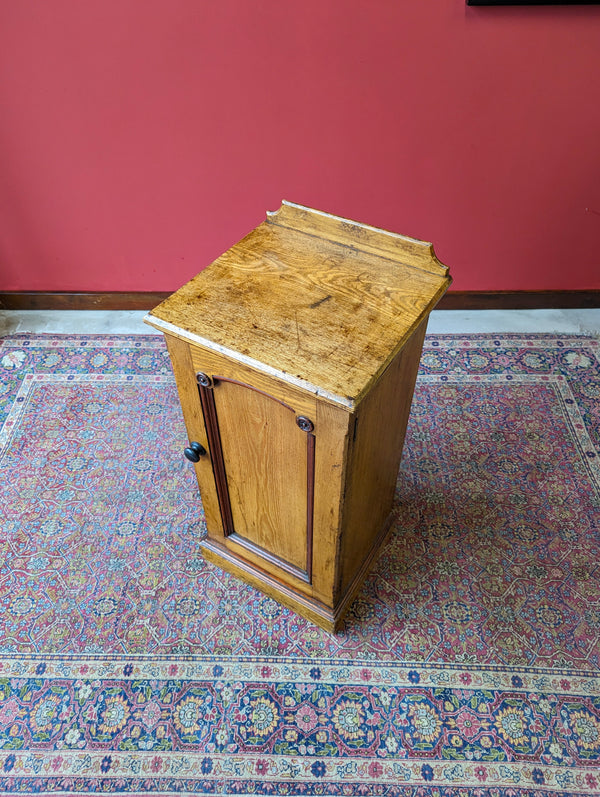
[438,290,600,310]
[0,290,599,312]
[0,292,171,311]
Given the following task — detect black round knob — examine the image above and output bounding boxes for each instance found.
[184,442,206,462]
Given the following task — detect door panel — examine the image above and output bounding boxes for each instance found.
[197,372,314,582]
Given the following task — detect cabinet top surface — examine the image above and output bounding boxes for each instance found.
[146,202,451,407]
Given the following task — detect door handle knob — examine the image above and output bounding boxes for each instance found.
[184,441,206,462]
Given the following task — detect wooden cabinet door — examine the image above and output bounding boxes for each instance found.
[195,371,315,585]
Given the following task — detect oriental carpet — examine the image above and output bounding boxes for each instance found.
[0,332,598,796]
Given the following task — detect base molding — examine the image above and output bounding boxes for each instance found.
[0,290,599,312]
[199,537,339,632]
[198,509,396,633]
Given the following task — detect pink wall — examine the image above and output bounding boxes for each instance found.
[1,0,599,293]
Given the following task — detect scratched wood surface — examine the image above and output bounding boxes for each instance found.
[146,202,451,409]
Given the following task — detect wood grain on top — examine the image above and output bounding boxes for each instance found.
[145,202,451,408]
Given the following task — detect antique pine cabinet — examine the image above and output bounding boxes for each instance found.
[145,202,451,632]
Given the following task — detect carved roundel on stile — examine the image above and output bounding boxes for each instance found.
[196,372,213,388]
[296,416,314,433]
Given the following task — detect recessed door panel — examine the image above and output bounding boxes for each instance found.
[196,373,314,582]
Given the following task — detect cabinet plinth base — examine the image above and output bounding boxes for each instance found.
[199,509,395,634]
[199,537,338,632]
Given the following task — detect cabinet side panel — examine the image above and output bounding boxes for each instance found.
[337,318,428,600]
[163,334,224,536]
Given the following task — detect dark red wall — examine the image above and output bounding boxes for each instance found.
[1,0,599,292]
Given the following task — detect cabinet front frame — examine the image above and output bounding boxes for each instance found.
[164,333,353,611]
[188,342,347,601]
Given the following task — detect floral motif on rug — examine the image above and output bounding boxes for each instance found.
[0,333,598,796]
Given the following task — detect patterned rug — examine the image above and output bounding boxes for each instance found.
[0,332,599,796]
